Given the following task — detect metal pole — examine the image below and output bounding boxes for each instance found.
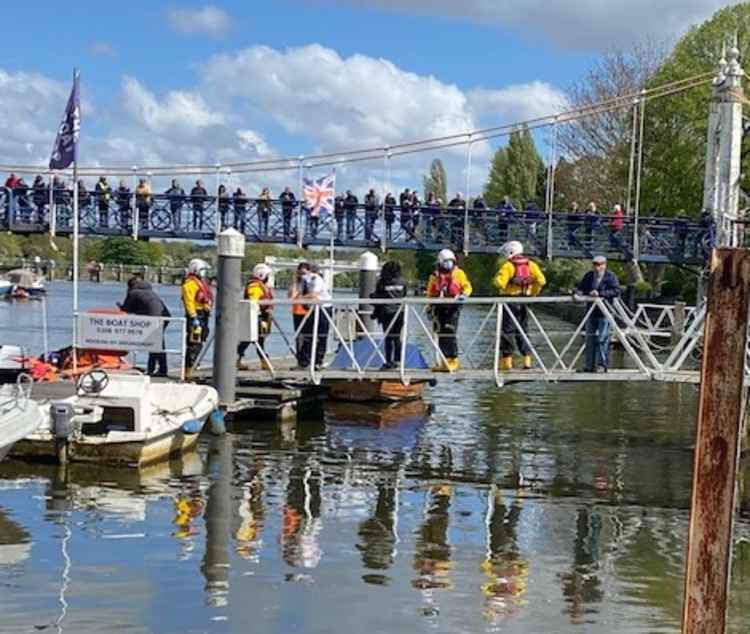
[546,120,558,259]
[72,164,79,314]
[626,100,639,215]
[297,156,304,248]
[681,248,750,634]
[633,93,646,261]
[212,228,245,406]
[381,148,389,253]
[131,168,138,241]
[49,173,56,237]
[358,251,379,335]
[463,135,473,254]
[214,163,221,239]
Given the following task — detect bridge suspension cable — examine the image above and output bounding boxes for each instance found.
[0,71,715,178]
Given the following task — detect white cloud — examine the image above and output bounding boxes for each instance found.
[91,41,116,58]
[166,5,232,38]
[318,0,740,50]
[0,43,568,196]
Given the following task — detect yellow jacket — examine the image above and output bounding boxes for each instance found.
[426,267,473,298]
[182,276,211,317]
[493,258,546,296]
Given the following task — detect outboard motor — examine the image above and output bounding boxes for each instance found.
[52,402,76,464]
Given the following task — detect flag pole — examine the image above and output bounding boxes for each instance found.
[329,168,336,295]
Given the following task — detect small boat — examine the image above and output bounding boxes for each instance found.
[0,375,43,461]
[13,371,220,466]
[329,379,426,402]
[7,268,46,297]
[0,280,12,299]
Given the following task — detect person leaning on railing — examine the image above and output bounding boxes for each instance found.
[288,262,309,363]
[296,262,331,371]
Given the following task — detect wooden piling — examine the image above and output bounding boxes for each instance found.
[682,248,750,634]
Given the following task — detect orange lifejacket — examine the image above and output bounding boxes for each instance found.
[508,255,534,295]
[429,271,462,298]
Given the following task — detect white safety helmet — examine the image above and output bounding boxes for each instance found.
[188,258,210,276]
[501,241,523,259]
[253,263,272,281]
[437,249,456,265]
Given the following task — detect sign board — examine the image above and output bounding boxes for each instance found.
[238,301,260,343]
[77,313,165,352]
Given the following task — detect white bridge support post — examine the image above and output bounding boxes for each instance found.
[704,42,745,247]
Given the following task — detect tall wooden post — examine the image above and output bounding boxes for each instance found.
[682,248,750,633]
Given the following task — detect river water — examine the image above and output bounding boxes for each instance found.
[2,282,750,633]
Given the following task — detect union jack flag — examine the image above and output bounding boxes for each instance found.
[303,169,336,218]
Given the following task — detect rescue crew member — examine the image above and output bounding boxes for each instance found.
[237,263,274,370]
[493,241,546,370]
[181,258,213,376]
[426,249,472,372]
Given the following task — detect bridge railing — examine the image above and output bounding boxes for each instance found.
[237,295,700,385]
[0,186,713,263]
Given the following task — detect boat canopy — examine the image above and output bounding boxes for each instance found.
[7,269,39,287]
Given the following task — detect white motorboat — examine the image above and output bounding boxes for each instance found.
[0,279,12,299]
[13,371,220,466]
[7,268,46,298]
[0,375,43,461]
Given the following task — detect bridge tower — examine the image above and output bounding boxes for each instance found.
[703,40,745,247]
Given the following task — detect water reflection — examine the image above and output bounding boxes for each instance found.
[481,486,527,622]
[357,474,398,584]
[560,508,604,624]
[0,506,31,567]
[281,453,323,574]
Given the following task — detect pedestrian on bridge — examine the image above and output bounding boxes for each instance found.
[237,263,274,371]
[344,190,358,239]
[575,255,620,373]
[426,249,472,372]
[494,241,546,370]
[364,188,379,242]
[280,186,297,240]
[165,179,185,231]
[190,180,208,231]
[135,178,152,230]
[95,176,112,229]
[116,180,132,231]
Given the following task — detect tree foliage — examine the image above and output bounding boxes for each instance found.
[484,127,543,208]
[642,3,750,217]
[423,158,448,204]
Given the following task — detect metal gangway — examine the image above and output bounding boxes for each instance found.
[236,295,715,386]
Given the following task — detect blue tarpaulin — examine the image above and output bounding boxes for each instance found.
[329,338,430,370]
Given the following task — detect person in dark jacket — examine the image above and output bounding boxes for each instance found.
[165,179,185,230]
[32,175,47,224]
[344,190,358,239]
[119,276,171,376]
[575,255,621,373]
[363,188,379,242]
[233,187,248,234]
[190,180,208,231]
[371,260,407,369]
[383,192,396,242]
[279,186,296,240]
[116,180,132,231]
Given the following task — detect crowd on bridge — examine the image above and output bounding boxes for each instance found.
[115,240,623,378]
[2,173,714,260]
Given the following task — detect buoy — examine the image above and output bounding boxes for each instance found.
[208,409,226,436]
[181,419,203,435]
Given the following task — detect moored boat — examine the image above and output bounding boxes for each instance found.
[13,371,219,466]
[329,378,426,402]
[0,280,13,299]
[0,375,44,461]
[7,269,46,297]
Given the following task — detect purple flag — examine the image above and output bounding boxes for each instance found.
[49,71,80,170]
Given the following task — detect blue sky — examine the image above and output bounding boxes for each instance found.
[0,1,734,194]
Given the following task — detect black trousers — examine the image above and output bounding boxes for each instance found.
[433,306,460,359]
[299,310,330,368]
[501,305,530,356]
[380,313,404,363]
[293,313,305,363]
[185,310,210,370]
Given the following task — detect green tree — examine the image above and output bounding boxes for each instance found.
[484,127,542,208]
[99,237,150,265]
[423,158,448,204]
[642,4,750,217]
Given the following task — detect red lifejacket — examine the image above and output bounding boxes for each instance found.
[509,255,533,295]
[429,271,462,298]
[187,273,214,308]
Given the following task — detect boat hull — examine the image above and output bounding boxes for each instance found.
[12,427,202,467]
[329,379,426,402]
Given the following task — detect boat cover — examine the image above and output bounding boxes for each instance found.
[328,339,429,370]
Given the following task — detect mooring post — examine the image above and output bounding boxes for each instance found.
[213,228,245,406]
[682,248,750,634]
[358,251,378,335]
[671,301,686,347]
